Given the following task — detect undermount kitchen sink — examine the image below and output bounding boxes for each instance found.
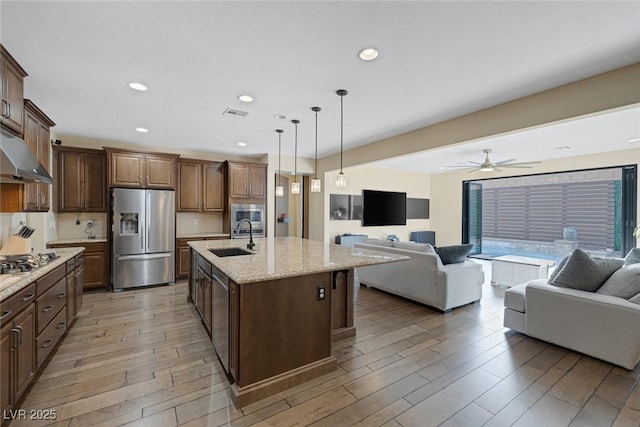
[208,247,254,257]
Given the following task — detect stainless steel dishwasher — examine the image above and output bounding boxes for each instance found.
[210,264,229,373]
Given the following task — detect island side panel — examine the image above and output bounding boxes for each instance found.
[235,272,333,387]
[331,268,356,342]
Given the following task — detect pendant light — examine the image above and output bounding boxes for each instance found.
[310,106,322,192]
[275,129,284,197]
[335,89,348,189]
[291,119,301,195]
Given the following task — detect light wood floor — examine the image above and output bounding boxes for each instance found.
[12,263,640,427]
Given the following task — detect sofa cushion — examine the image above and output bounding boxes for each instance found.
[363,239,393,247]
[547,255,569,283]
[435,244,473,265]
[393,241,435,253]
[504,283,527,313]
[624,248,640,265]
[629,293,640,304]
[596,263,640,299]
[549,249,624,292]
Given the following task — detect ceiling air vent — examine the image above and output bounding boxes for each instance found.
[222,108,249,118]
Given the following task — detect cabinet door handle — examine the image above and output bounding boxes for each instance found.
[11,328,20,350]
[42,305,55,313]
[41,339,54,349]
[1,100,7,117]
[6,102,10,119]
[58,292,67,299]
[0,310,12,321]
[14,325,23,347]
[21,293,35,302]
[56,322,66,330]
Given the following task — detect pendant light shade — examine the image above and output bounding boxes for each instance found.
[275,129,284,197]
[310,106,322,193]
[291,119,300,195]
[335,89,348,189]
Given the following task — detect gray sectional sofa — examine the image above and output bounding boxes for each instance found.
[504,249,640,369]
[353,239,484,312]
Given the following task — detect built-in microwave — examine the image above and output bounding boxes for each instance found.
[230,204,265,238]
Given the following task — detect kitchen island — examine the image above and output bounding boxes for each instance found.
[188,236,408,407]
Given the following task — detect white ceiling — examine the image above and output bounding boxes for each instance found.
[1,1,639,170]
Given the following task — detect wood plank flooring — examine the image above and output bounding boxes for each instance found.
[10,261,640,426]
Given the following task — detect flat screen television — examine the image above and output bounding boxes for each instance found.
[362,190,407,226]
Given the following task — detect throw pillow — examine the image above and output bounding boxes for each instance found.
[629,293,640,305]
[624,248,640,265]
[549,249,624,292]
[547,255,569,284]
[596,263,640,299]
[393,241,435,253]
[435,244,473,265]
[363,239,393,247]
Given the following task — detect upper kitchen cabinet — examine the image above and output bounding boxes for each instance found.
[226,161,266,201]
[23,100,55,212]
[177,159,224,212]
[54,146,106,212]
[105,147,178,189]
[1,45,27,136]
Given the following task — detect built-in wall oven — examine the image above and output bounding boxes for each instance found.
[230,203,265,238]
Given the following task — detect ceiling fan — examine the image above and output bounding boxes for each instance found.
[443,149,541,172]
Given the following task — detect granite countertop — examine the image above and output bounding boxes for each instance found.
[0,248,84,301]
[177,232,230,239]
[188,236,409,284]
[47,238,108,244]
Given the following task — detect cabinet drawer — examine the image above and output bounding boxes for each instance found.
[66,258,77,274]
[36,306,66,368]
[197,254,212,277]
[0,283,36,326]
[36,264,66,296]
[36,278,66,333]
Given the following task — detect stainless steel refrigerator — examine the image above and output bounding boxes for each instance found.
[112,188,175,291]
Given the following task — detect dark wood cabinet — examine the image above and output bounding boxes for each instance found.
[65,254,84,326]
[176,237,227,280]
[1,45,27,136]
[54,146,107,212]
[1,284,36,416]
[197,266,212,334]
[227,161,266,200]
[23,101,54,212]
[203,162,224,211]
[105,148,178,189]
[177,159,224,212]
[47,242,108,291]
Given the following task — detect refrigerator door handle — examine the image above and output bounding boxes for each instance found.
[117,253,172,261]
[146,190,151,252]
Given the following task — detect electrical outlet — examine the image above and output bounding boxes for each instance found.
[317,286,326,301]
[87,219,94,228]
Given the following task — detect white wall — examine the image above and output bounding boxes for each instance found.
[323,165,431,243]
[430,147,640,246]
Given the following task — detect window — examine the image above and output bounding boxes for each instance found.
[463,165,636,260]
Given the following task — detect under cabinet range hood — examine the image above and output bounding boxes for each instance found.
[0,128,53,184]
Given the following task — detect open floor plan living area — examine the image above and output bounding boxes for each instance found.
[1,1,640,426]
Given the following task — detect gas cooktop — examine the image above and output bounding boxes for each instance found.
[0,252,58,275]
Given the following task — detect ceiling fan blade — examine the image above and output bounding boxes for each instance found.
[441,164,477,169]
[467,161,483,165]
[500,164,535,168]
[502,161,542,166]
[493,158,517,165]
[467,167,481,173]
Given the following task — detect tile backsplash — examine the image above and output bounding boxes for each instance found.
[176,212,224,235]
[55,212,108,241]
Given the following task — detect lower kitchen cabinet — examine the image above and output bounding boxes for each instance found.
[176,236,227,280]
[47,242,107,290]
[0,252,83,424]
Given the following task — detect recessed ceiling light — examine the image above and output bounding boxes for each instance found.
[238,94,253,103]
[628,138,640,143]
[237,142,247,147]
[273,114,287,120]
[128,82,147,91]
[135,127,149,133]
[358,48,379,61]
[555,145,571,150]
